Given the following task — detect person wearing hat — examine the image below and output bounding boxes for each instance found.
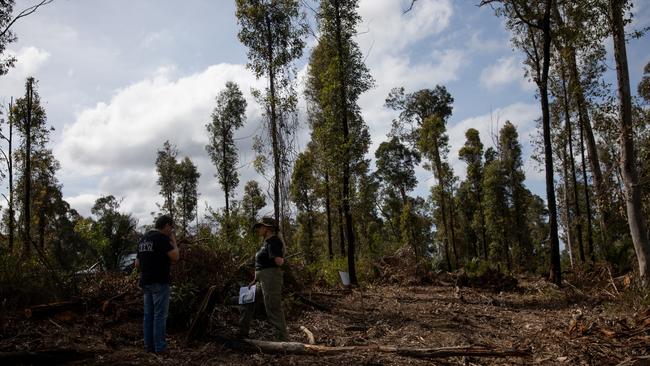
[238,216,288,341]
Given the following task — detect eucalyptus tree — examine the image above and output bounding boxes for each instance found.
[91,195,137,271]
[235,0,306,225]
[551,0,610,245]
[206,81,247,218]
[374,136,421,205]
[459,128,487,259]
[155,140,178,221]
[608,0,650,285]
[290,147,319,263]
[242,180,266,228]
[175,156,200,237]
[311,0,374,284]
[1,99,16,252]
[305,39,337,260]
[418,115,458,270]
[481,0,561,284]
[12,77,49,258]
[498,122,532,268]
[375,136,421,257]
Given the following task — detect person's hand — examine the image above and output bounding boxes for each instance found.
[248,279,256,288]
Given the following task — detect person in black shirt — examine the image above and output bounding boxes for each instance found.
[135,215,179,353]
[239,216,288,341]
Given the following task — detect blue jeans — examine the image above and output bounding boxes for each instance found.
[143,283,170,352]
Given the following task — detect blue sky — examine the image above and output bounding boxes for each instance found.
[0,0,648,225]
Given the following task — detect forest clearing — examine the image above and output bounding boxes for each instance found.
[1,249,649,366]
[1,0,650,365]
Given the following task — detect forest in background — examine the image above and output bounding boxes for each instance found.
[0,0,648,313]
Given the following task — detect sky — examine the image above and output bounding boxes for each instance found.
[0,0,648,226]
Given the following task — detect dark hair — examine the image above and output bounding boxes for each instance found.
[155,215,174,230]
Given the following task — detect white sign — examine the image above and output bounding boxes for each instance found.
[339,271,350,286]
[239,285,256,305]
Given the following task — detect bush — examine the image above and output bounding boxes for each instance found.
[0,254,66,309]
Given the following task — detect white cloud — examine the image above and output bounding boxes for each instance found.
[56,63,266,222]
[357,0,453,55]
[0,46,50,97]
[479,56,534,90]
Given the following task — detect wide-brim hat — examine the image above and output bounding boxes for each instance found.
[253,216,278,230]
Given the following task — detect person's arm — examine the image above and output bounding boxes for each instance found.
[167,231,180,264]
[135,258,140,269]
[274,257,284,266]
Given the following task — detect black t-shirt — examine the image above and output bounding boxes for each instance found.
[255,236,284,270]
[137,230,174,286]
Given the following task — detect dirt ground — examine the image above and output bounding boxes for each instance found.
[1,276,649,365]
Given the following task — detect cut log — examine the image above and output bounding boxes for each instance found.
[24,300,83,319]
[227,339,531,359]
[185,285,219,343]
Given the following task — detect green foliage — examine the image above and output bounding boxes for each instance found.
[0,1,16,76]
[175,157,200,237]
[0,253,63,308]
[155,141,179,219]
[90,195,138,271]
[206,81,246,218]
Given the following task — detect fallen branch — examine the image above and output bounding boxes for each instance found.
[185,285,219,343]
[227,339,531,359]
[24,300,83,319]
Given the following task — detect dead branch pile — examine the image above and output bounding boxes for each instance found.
[456,267,519,292]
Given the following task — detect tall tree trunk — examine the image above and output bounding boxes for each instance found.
[477,191,488,260]
[222,125,230,218]
[568,50,610,246]
[579,113,595,262]
[265,13,281,226]
[610,0,650,286]
[562,146,575,268]
[333,0,357,285]
[447,189,459,268]
[540,0,562,285]
[337,190,345,257]
[325,172,334,260]
[38,184,46,250]
[8,98,14,253]
[22,80,33,259]
[561,61,585,263]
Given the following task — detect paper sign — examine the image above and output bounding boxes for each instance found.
[239,285,256,305]
[339,271,350,286]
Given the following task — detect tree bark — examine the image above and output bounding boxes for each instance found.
[8,98,14,253]
[579,111,595,262]
[562,145,575,268]
[610,0,650,286]
[561,60,585,263]
[325,172,334,260]
[22,79,33,259]
[333,0,357,285]
[540,0,562,285]
[264,12,281,226]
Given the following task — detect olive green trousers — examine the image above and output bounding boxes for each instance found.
[239,267,288,341]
